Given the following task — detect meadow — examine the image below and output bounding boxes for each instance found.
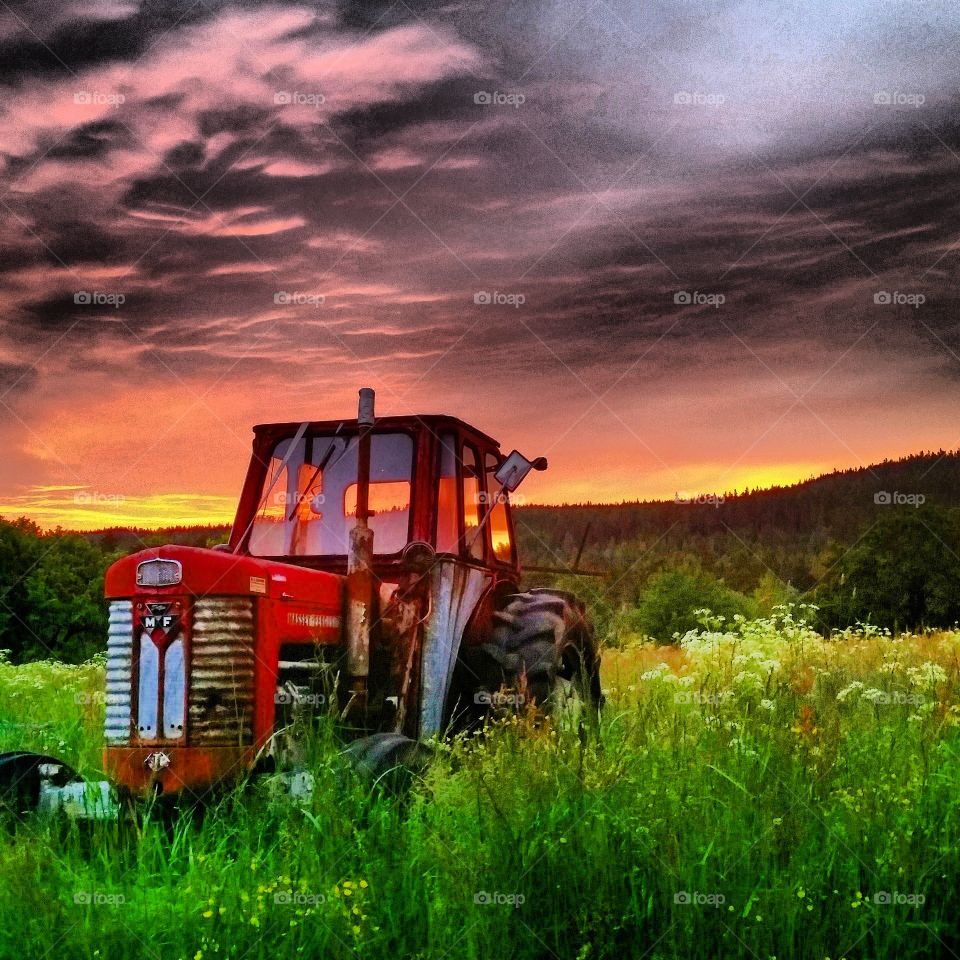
[1,606,960,960]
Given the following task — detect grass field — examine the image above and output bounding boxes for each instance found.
[2,606,960,960]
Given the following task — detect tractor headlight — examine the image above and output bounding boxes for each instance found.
[136,558,182,587]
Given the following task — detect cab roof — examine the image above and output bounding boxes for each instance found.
[252,414,502,450]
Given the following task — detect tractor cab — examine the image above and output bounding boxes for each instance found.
[224,403,546,740]
[229,414,525,579]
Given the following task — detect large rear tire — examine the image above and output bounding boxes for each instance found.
[472,588,601,723]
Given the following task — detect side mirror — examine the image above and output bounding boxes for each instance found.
[495,450,548,492]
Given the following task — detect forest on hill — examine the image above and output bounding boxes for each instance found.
[513,450,960,641]
[1,450,959,661]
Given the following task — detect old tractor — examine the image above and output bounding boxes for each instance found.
[0,389,600,812]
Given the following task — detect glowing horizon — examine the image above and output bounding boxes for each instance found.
[0,452,925,533]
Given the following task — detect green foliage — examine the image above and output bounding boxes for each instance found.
[637,568,756,643]
[817,505,960,631]
[0,517,230,663]
[516,453,960,638]
[0,518,41,654]
[2,623,960,960]
[751,570,800,613]
[0,519,114,663]
[23,536,114,662]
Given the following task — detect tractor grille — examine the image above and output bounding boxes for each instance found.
[188,598,256,745]
[104,600,133,743]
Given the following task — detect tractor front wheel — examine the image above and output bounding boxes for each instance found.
[343,733,432,785]
[0,751,81,816]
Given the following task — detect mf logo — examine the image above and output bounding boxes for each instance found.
[140,603,181,640]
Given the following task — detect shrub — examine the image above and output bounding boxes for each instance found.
[637,568,756,643]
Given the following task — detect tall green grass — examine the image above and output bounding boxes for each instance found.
[1,614,960,960]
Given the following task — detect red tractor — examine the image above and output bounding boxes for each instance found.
[1,389,600,811]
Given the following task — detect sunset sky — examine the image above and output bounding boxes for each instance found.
[1,0,959,529]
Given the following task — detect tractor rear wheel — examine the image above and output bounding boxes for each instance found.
[473,588,601,724]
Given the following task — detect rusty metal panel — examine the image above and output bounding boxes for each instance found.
[418,562,491,737]
[104,600,133,743]
[189,598,256,745]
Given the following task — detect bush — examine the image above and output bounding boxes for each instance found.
[0,519,115,663]
[23,535,112,662]
[636,568,756,643]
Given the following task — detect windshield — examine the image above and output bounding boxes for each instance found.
[248,431,414,557]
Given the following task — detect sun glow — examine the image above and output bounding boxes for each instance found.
[0,489,237,532]
[0,458,840,533]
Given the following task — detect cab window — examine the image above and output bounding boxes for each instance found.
[462,445,484,560]
[249,431,413,556]
[485,452,514,563]
[435,433,459,554]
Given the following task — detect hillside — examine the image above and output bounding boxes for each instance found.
[515,450,960,598]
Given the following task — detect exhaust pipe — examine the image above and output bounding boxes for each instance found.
[346,387,376,717]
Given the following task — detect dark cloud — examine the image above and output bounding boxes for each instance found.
[162,140,205,169]
[0,360,38,392]
[0,0,220,83]
[39,220,126,266]
[1,0,959,511]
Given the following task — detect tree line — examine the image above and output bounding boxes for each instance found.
[1,451,959,660]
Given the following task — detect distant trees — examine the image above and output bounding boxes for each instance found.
[0,519,114,663]
[517,451,960,644]
[3,450,960,662]
[817,506,960,632]
[23,535,115,662]
[0,518,42,657]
